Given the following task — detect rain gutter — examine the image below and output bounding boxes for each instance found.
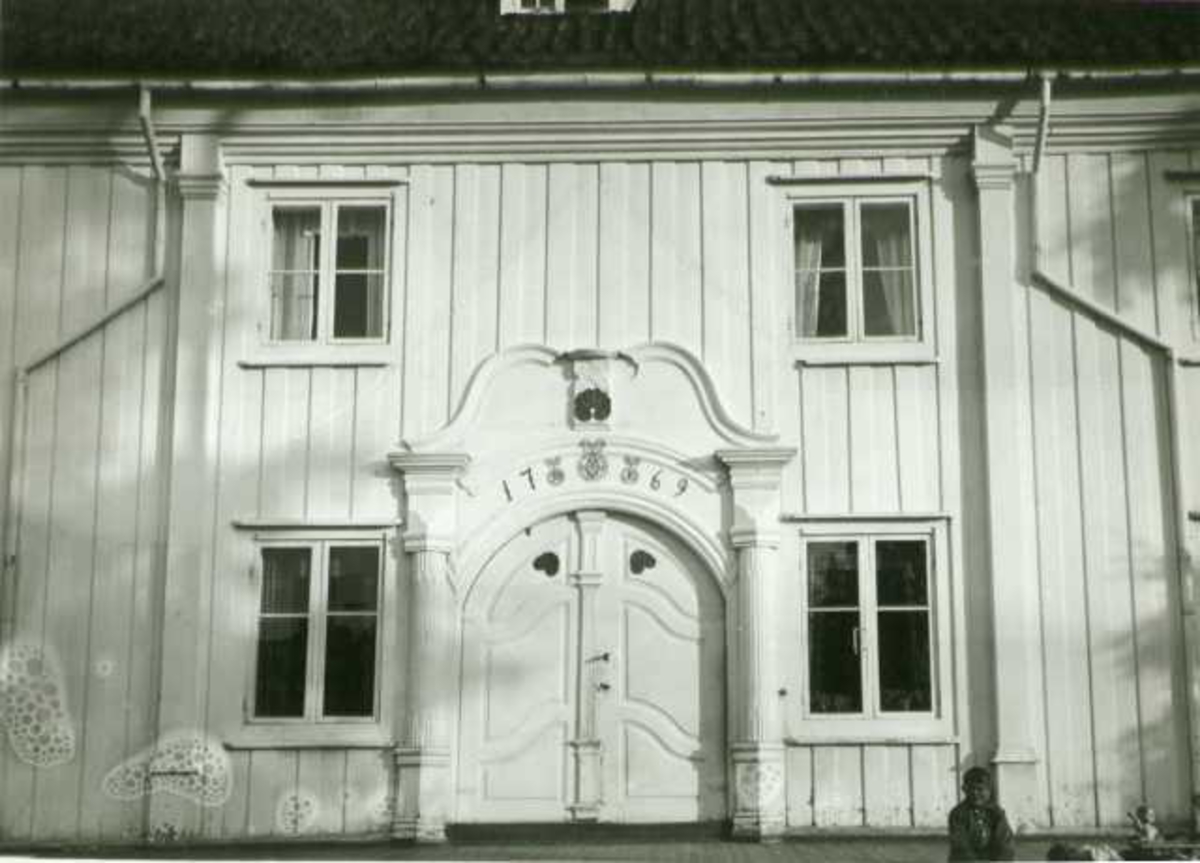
[4,65,1200,94]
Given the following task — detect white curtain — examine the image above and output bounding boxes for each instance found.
[795,216,825,338]
[864,205,914,336]
[271,208,320,340]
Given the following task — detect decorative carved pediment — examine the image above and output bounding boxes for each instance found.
[397,341,775,458]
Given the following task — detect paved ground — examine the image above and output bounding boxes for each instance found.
[0,836,1113,862]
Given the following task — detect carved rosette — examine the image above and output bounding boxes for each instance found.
[558,349,637,431]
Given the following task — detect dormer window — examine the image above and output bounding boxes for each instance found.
[501,0,632,13]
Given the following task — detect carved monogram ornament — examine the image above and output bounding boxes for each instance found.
[577,440,609,481]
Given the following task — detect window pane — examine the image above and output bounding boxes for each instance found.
[255,618,308,717]
[328,546,380,612]
[269,273,319,341]
[876,540,928,606]
[333,273,384,339]
[862,270,915,337]
[261,548,311,613]
[808,541,858,607]
[272,208,321,271]
[809,611,862,713]
[860,203,912,268]
[795,204,845,268]
[878,610,931,712]
[323,617,377,716]
[797,271,848,339]
[336,206,385,271]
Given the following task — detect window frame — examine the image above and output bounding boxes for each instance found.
[785,180,936,364]
[231,530,394,748]
[792,520,953,742]
[253,186,397,365]
[1187,194,1200,342]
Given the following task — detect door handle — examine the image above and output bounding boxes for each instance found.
[587,651,611,663]
[597,682,611,692]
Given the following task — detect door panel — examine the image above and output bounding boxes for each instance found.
[458,512,725,823]
[459,520,575,821]
[598,516,726,823]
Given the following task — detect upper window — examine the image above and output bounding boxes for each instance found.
[795,200,917,341]
[268,201,389,345]
[252,540,383,722]
[785,181,934,362]
[793,520,951,741]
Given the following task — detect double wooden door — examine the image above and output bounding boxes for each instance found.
[457,512,726,823]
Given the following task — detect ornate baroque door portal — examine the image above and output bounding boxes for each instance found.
[457,511,726,823]
[389,343,794,841]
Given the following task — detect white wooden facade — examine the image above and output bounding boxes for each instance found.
[0,81,1198,843]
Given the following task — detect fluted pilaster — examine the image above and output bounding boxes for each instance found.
[388,452,469,843]
[716,447,795,841]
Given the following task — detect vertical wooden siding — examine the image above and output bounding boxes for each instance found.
[198,164,402,841]
[785,743,959,829]
[2,144,1196,841]
[1022,289,1190,826]
[402,159,765,437]
[785,158,948,517]
[1022,150,1193,827]
[780,152,1191,830]
[0,165,165,841]
[1038,150,1199,345]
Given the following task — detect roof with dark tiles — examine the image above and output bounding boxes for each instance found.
[2,0,1199,78]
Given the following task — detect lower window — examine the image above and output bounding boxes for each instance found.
[802,530,937,720]
[253,540,382,721]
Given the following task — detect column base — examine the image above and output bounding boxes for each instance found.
[568,738,603,821]
[730,743,786,842]
[991,751,1044,830]
[391,817,448,844]
[730,813,786,842]
[393,746,451,843]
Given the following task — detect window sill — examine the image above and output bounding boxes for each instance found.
[238,345,394,368]
[786,717,954,745]
[792,343,937,367]
[223,722,393,750]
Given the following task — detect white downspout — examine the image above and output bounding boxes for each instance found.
[139,84,167,275]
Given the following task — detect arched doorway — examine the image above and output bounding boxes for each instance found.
[456,510,726,824]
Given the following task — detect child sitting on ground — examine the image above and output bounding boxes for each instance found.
[948,766,1016,861]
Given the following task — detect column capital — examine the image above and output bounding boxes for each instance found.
[389,451,471,479]
[972,164,1018,191]
[401,533,455,555]
[174,173,227,201]
[972,124,1019,191]
[717,447,795,539]
[715,446,796,477]
[729,527,781,549]
[175,133,226,200]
